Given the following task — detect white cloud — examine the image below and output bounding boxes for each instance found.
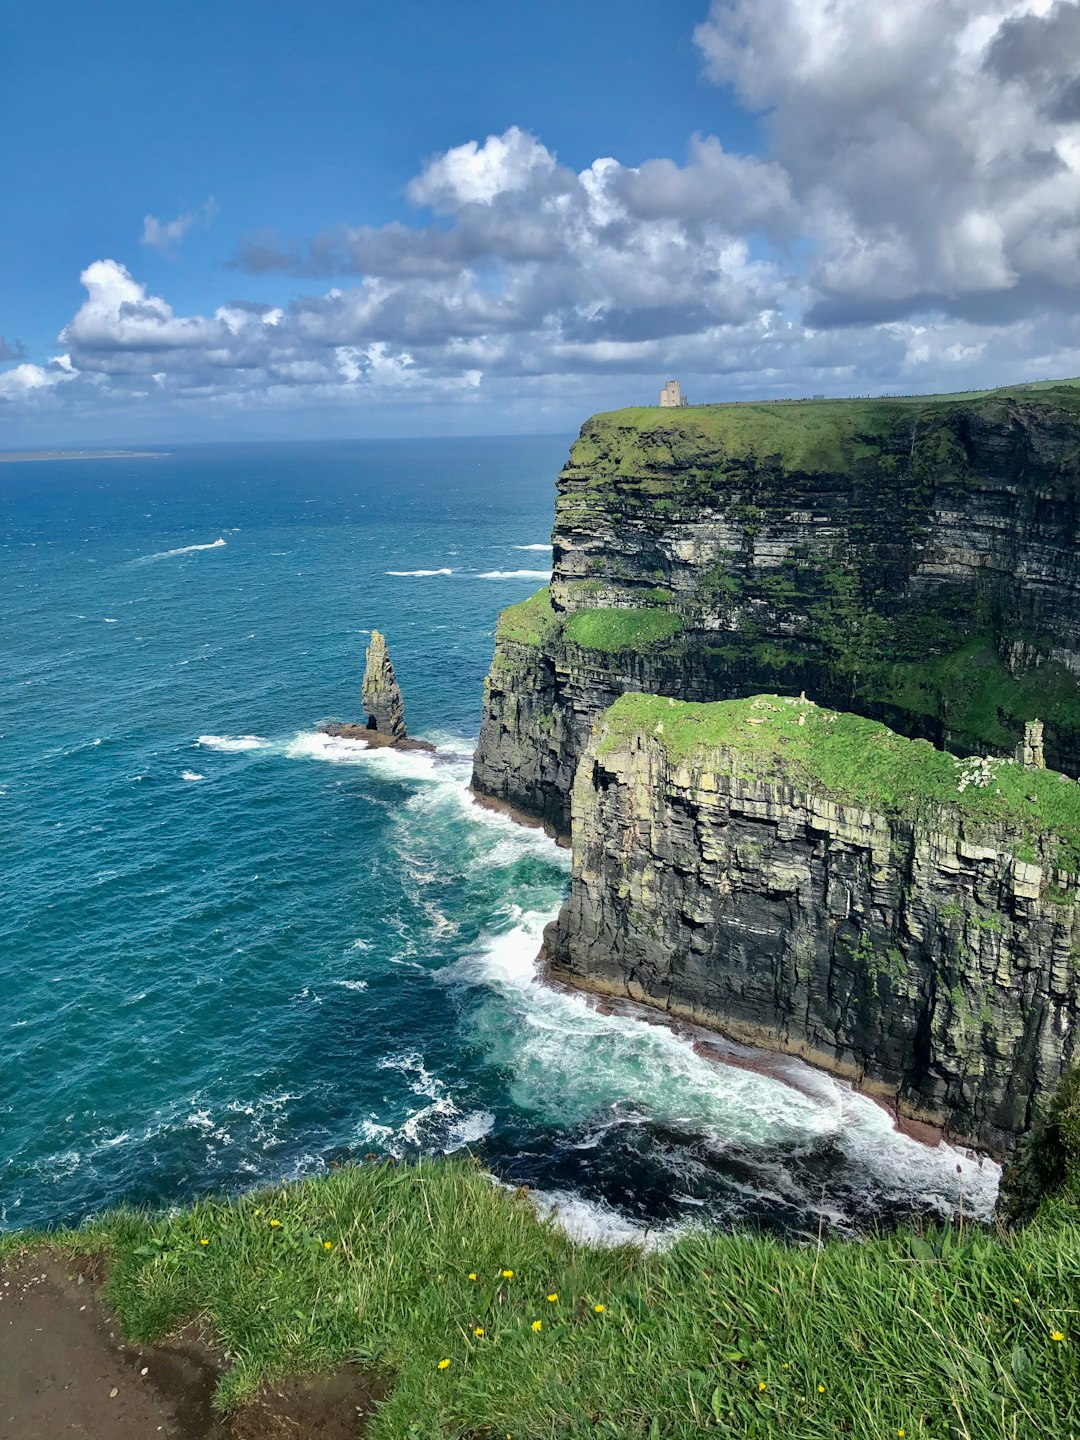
[406,126,558,211]
[141,198,219,254]
[694,0,1080,322]
[4,5,1079,433]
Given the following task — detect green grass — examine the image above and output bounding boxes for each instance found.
[563,607,684,654]
[881,640,1080,747]
[495,586,558,646]
[567,381,1080,478]
[598,692,1080,870]
[4,1156,1079,1438]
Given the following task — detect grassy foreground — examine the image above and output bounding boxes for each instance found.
[3,1157,1079,1439]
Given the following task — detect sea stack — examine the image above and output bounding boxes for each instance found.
[321,630,434,750]
[362,630,407,741]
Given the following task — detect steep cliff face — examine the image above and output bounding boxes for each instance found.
[473,384,1080,835]
[548,693,1080,1151]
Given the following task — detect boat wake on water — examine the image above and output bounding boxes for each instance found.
[132,537,227,563]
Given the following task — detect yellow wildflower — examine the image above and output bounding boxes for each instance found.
[437,1358,451,1370]
[468,1272,477,1281]
[1051,1331,1066,1342]
[502,1269,514,1279]
[1013,1298,1021,1305]
[323,1241,333,1250]
[781,1362,789,1370]
[546,1293,558,1302]
[593,1303,605,1313]
[899,1431,906,1438]
[531,1319,542,1332]
[817,1384,826,1394]
[253,1207,262,1216]
[758,1381,767,1392]
[269,1219,281,1228]
[473,1326,484,1337]
[199,1238,209,1246]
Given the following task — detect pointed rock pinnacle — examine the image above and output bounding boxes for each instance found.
[362,630,407,741]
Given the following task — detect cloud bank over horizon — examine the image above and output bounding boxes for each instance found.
[4,0,1079,439]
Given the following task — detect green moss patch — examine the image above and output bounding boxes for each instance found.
[880,640,1080,747]
[600,692,1080,869]
[563,607,684,654]
[495,586,558,646]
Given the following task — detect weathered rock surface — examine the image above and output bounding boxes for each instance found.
[362,630,407,740]
[320,630,434,752]
[473,386,1080,835]
[548,694,1080,1151]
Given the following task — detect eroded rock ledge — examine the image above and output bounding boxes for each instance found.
[547,693,1080,1151]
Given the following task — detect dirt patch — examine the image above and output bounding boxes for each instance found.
[0,1254,384,1439]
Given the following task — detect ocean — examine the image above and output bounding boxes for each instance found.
[1,438,998,1240]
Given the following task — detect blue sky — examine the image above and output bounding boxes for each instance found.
[2,0,1079,442]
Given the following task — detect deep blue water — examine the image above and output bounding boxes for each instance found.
[2,439,997,1240]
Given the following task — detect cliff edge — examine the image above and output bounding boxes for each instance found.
[548,693,1080,1150]
[473,382,1080,836]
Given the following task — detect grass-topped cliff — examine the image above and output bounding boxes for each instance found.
[5,1150,1080,1439]
[600,692,1080,872]
[572,379,1080,480]
[474,380,1080,835]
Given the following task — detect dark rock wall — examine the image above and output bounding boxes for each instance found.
[473,391,1080,834]
[548,720,1080,1152]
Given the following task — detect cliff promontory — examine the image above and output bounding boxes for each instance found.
[473,383,1080,837]
[548,693,1080,1150]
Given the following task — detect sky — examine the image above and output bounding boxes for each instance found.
[2,0,1079,444]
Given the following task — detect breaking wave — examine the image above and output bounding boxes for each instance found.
[475,569,551,580]
[133,538,226,564]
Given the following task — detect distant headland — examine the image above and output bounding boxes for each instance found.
[0,448,168,463]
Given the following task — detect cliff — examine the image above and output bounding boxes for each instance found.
[548,693,1080,1150]
[473,382,1080,837]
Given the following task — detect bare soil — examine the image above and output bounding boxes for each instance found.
[0,1254,384,1440]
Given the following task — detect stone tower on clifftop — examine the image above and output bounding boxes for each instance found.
[659,379,688,407]
[362,630,407,740]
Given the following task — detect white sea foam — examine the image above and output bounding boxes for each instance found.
[449,1110,496,1146]
[348,938,371,952]
[529,1187,666,1248]
[285,731,370,763]
[453,911,1000,1225]
[181,770,205,782]
[385,567,453,577]
[103,617,118,623]
[475,569,551,580]
[332,979,369,991]
[512,544,553,551]
[133,537,226,564]
[196,734,270,752]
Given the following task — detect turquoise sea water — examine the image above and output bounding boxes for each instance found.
[2,439,998,1240]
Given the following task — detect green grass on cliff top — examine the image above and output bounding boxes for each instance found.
[601,692,1080,867]
[496,589,684,655]
[495,585,558,645]
[573,380,1080,475]
[4,1156,1079,1439]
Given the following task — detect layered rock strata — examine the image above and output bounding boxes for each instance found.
[473,385,1080,836]
[547,693,1080,1151]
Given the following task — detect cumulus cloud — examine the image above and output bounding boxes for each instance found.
[694,0,1080,324]
[4,4,1079,431]
[141,197,219,254]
